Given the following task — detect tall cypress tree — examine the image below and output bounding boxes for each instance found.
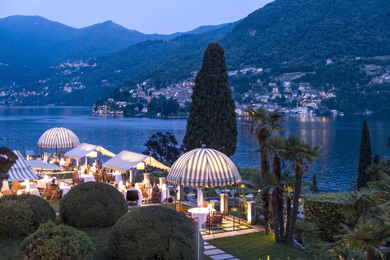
[357,120,372,189]
[183,43,237,156]
[312,173,319,193]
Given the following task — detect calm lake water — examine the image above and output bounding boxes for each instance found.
[0,106,389,192]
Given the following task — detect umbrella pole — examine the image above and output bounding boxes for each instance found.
[224,186,226,219]
[239,185,241,224]
[233,177,236,231]
[175,182,177,210]
[209,181,211,235]
[179,177,182,209]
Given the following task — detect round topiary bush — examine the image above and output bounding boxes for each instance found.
[0,199,33,237]
[19,222,95,260]
[0,194,56,237]
[5,194,55,226]
[109,206,202,260]
[60,182,127,228]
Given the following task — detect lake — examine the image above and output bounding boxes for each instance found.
[0,106,389,192]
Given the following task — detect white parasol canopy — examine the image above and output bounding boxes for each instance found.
[167,146,241,187]
[37,126,80,149]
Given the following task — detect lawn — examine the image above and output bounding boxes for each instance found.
[208,232,313,260]
[0,228,111,260]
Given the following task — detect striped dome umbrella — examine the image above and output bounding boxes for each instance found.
[167,145,241,187]
[37,126,80,149]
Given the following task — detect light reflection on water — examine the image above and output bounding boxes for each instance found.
[0,107,389,192]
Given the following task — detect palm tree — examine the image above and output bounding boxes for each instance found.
[343,189,382,224]
[283,135,321,243]
[241,107,283,235]
[343,218,390,260]
[242,107,284,173]
[368,171,390,220]
[261,135,288,241]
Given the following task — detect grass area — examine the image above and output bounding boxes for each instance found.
[0,228,112,260]
[49,200,60,212]
[165,203,193,211]
[208,232,313,260]
[81,228,111,260]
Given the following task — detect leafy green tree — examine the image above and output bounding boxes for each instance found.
[143,132,185,166]
[183,43,237,157]
[357,121,372,189]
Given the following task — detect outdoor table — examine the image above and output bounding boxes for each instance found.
[188,207,215,229]
[29,188,40,196]
[161,185,168,202]
[29,182,37,189]
[60,185,71,197]
[37,178,53,189]
[1,181,9,192]
[80,174,96,183]
[112,172,122,184]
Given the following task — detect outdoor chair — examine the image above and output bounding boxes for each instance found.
[210,212,223,229]
[151,187,161,203]
[11,181,21,194]
[72,172,85,185]
[176,203,189,215]
[46,184,62,200]
[126,190,139,206]
[203,201,215,209]
[103,174,115,183]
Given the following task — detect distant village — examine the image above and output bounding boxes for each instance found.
[1,59,390,116]
[95,66,344,117]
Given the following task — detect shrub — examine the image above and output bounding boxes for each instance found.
[19,222,95,260]
[303,193,351,241]
[3,194,56,230]
[60,182,127,228]
[109,206,202,260]
[0,199,33,237]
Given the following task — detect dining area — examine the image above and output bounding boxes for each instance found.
[167,145,242,233]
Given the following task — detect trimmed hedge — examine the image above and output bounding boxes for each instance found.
[0,199,33,237]
[0,194,56,237]
[60,182,127,228]
[303,193,351,241]
[109,206,202,260]
[19,222,95,260]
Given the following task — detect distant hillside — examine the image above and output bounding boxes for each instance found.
[2,0,390,114]
[221,0,390,70]
[77,0,390,87]
[0,15,232,85]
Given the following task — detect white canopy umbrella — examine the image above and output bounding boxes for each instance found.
[37,126,80,150]
[167,145,242,233]
[167,145,241,187]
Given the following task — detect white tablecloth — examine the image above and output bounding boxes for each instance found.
[60,186,71,197]
[29,188,40,196]
[1,181,9,192]
[80,174,96,183]
[37,178,53,189]
[161,187,168,202]
[113,173,122,184]
[189,207,215,229]
[124,188,142,206]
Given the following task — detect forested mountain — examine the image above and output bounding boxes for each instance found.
[0,15,231,85]
[2,0,390,114]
